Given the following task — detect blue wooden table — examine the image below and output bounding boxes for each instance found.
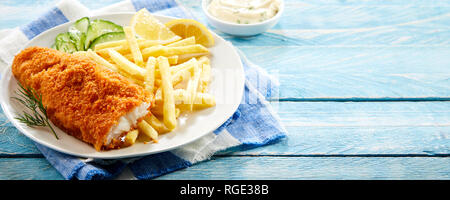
[1,0,449,180]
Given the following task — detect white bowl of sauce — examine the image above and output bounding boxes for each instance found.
[202,0,284,36]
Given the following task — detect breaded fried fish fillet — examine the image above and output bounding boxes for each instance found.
[12,47,151,151]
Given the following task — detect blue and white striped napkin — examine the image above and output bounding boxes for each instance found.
[0,0,286,180]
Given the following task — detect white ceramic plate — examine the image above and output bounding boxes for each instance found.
[0,13,244,159]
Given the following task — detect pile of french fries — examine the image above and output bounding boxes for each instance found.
[83,24,216,147]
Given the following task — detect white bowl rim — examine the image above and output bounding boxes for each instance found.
[201,0,284,27]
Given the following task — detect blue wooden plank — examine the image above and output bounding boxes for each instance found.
[239,46,450,98]
[0,126,41,155]
[156,156,450,180]
[222,28,450,46]
[0,158,64,180]
[232,126,450,156]
[226,101,450,155]
[270,4,450,30]
[1,156,449,180]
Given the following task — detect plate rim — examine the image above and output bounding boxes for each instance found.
[0,12,245,159]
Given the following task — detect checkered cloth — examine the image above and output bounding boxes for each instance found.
[0,0,286,180]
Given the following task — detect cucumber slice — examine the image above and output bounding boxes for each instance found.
[55,32,72,44]
[58,42,78,54]
[69,32,85,51]
[55,33,77,53]
[89,32,125,50]
[70,17,90,33]
[69,17,90,51]
[85,19,123,50]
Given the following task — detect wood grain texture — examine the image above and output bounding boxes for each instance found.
[1,157,449,180]
[0,0,449,180]
[232,101,450,155]
[0,158,64,180]
[240,46,450,98]
[156,156,450,180]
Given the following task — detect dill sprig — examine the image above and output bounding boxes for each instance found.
[12,83,59,139]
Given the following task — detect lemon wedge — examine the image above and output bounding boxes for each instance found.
[165,19,215,47]
[131,8,181,42]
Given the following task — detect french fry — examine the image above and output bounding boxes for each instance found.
[119,50,177,64]
[95,39,175,58]
[123,53,134,62]
[166,36,196,47]
[142,44,209,60]
[172,69,192,88]
[169,58,197,87]
[144,57,156,94]
[158,56,177,130]
[186,61,201,111]
[186,93,216,110]
[137,120,158,142]
[104,56,115,65]
[195,92,216,108]
[172,89,186,103]
[72,51,88,56]
[86,49,119,72]
[94,38,177,51]
[170,58,197,74]
[150,104,164,117]
[124,26,144,67]
[177,53,210,64]
[175,108,181,118]
[94,39,144,51]
[156,89,216,108]
[140,45,164,59]
[108,49,146,79]
[88,49,145,85]
[128,76,145,86]
[154,87,162,101]
[155,79,162,87]
[198,56,210,65]
[199,63,211,93]
[150,103,181,118]
[143,113,169,134]
[148,55,178,65]
[123,129,139,147]
[138,39,174,49]
[155,88,174,105]
[94,40,126,50]
[94,47,118,59]
[167,55,178,65]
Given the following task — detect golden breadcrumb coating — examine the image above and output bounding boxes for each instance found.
[12,47,151,151]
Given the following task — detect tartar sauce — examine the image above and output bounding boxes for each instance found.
[207,0,281,24]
